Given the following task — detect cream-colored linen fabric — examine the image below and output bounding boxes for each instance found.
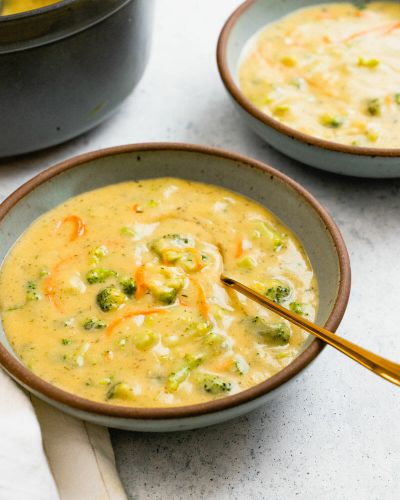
[0,369,127,500]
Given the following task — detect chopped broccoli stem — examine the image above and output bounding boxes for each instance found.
[148,267,184,304]
[96,286,125,312]
[358,57,380,68]
[395,93,400,105]
[237,256,256,270]
[120,226,135,237]
[89,245,108,265]
[119,277,136,297]
[166,354,203,392]
[26,281,41,301]
[196,373,232,394]
[366,98,381,117]
[289,302,303,315]
[83,318,107,330]
[106,382,134,401]
[251,316,291,345]
[265,284,291,304]
[86,268,117,284]
[133,331,159,351]
[273,104,290,116]
[319,114,345,129]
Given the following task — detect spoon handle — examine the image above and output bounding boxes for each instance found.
[221,275,400,387]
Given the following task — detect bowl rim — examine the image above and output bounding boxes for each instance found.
[0,142,351,420]
[216,0,400,158]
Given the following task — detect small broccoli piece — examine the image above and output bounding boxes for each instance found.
[253,221,285,251]
[133,330,159,351]
[196,373,232,394]
[86,268,117,284]
[150,234,194,257]
[89,245,108,265]
[106,382,134,401]
[96,286,125,312]
[148,266,185,304]
[289,302,303,315]
[82,318,107,330]
[395,93,400,105]
[26,281,41,301]
[366,98,381,117]
[265,284,291,304]
[358,57,380,68]
[234,356,249,375]
[251,316,291,345]
[120,226,135,237]
[166,354,203,392]
[119,277,136,297]
[319,114,345,129]
[61,338,71,345]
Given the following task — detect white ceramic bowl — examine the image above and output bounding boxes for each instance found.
[217,0,400,178]
[0,143,350,431]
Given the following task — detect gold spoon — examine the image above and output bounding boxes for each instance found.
[221,275,400,387]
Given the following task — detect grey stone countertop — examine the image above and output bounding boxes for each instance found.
[0,1,399,499]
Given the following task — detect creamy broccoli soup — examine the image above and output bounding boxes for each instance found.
[0,179,317,407]
[239,2,400,148]
[1,0,60,15]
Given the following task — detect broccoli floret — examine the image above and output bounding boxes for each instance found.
[86,268,117,284]
[166,354,203,392]
[289,302,303,315]
[89,245,108,265]
[96,286,125,312]
[251,316,291,345]
[150,234,194,256]
[26,281,41,301]
[265,284,291,304]
[82,318,107,330]
[119,277,136,297]
[366,98,381,117]
[148,266,185,304]
[319,114,345,129]
[196,373,232,394]
[106,382,134,401]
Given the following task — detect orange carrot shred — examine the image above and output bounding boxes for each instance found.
[235,239,244,259]
[189,277,209,320]
[43,255,75,313]
[106,309,168,335]
[56,215,87,242]
[135,265,147,298]
[341,22,399,43]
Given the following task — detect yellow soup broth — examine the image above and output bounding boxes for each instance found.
[239,2,400,148]
[0,179,318,407]
[1,0,60,15]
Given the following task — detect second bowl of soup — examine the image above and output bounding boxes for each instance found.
[217,0,400,177]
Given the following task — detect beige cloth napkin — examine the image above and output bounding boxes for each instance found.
[0,369,127,500]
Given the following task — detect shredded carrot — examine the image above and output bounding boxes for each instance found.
[135,265,147,298]
[43,256,75,313]
[56,215,87,242]
[106,309,168,335]
[161,247,204,271]
[132,203,143,213]
[341,22,399,43]
[235,239,244,259]
[385,95,393,109]
[189,277,209,320]
[383,21,400,36]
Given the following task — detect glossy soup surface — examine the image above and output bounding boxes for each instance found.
[0,179,318,407]
[1,0,60,15]
[239,2,400,148]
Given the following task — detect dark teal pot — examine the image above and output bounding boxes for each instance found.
[0,0,154,157]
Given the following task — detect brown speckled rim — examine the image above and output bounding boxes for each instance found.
[0,143,351,420]
[217,0,400,158]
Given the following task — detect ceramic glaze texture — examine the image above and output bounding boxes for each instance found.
[217,0,400,177]
[0,0,154,157]
[0,145,350,431]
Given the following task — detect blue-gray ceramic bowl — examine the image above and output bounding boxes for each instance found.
[217,0,400,178]
[0,143,351,431]
[0,0,154,157]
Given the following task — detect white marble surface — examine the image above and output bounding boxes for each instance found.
[1,1,399,499]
